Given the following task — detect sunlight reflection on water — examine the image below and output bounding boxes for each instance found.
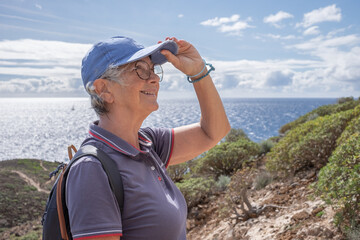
[0,97,335,162]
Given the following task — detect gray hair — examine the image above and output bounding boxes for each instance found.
[86,64,130,116]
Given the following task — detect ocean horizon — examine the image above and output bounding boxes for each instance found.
[0,97,337,162]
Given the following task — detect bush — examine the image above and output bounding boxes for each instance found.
[215,175,231,191]
[266,109,356,176]
[176,177,215,209]
[254,171,273,190]
[195,138,260,178]
[259,139,275,154]
[224,128,249,142]
[167,162,189,183]
[336,105,360,145]
[337,96,354,104]
[279,98,359,134]
[314,133,360,231]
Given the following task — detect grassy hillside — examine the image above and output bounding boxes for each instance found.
[0,159,59,239]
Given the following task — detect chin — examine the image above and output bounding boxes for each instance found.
[144,101,159,115]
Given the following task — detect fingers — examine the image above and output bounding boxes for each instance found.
[165,37,178,42]
[160,49,178,64]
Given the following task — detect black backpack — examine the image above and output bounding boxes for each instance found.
[42,145,124,240]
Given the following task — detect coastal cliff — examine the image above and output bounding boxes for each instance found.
[1,97,359,240]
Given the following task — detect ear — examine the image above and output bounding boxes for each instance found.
[93,79,114,104]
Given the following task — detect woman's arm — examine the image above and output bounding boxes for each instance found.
[160,37,231,165]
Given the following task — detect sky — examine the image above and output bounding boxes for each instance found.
[0,0,359,98]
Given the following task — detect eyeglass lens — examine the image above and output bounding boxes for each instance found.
[135,61,163,82]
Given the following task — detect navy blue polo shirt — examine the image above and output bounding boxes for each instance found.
[66,121,187,240]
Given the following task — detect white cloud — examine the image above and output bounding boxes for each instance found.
[35,4,42,10]
[200,14,253,36]
[0,36,358,98]
[291,34,360,51]
[178,14,184,18]
[162,33,360,97]
[264,11,294,28]
[265,34,296,40]
[303,26,320,36]
[264,70,294,87]
[201,14,240,27]
[0,39,90,96]
[298,4,341,28]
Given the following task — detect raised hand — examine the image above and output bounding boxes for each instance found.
[159,37,204,77]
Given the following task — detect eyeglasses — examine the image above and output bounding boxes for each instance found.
[131,60,163,82]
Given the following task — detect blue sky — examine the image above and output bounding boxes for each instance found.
[0,0,359,98]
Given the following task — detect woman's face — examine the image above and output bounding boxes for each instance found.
[112,57,160,116]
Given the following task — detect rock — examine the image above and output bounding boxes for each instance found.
[297,225,334,239]
[291,210,310,222]
[225,229,234,240]
[233,224,248,238]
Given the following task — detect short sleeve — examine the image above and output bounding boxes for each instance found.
[140,127,174,168]
[65,156,123,239]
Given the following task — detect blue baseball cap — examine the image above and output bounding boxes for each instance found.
[81,36,178,88]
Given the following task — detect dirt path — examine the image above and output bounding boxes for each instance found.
[11,170,50,194]
[39,161,48,171]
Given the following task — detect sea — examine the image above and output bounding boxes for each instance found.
[0,98,336,162]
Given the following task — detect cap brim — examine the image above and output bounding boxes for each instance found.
[127,40,178,65]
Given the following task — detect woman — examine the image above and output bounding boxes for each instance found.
[66,36,230,240]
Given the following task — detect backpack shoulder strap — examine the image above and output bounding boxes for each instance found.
[74,145,124,212]
[59,145,124,238]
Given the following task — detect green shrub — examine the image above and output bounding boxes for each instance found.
[337,96,354,104]
[224,128,249,142]
[279,98,359,134]
[346,226,360,240]
[306,113,319,121]
[176,177,215,209]
[167,162,189,183]
[254,171,273,190]
[259,139,275,154]
[215,175,231,191]
[195,138,260,178]
[266,109,355,176]
[336,105,360,145]
[314,133,360,229]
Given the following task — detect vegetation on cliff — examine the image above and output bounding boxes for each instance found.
[169,96,360,238]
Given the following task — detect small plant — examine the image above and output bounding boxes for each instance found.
[258,139,274,155]
[221,170,284,223]
[254,172,273,190]
[346,226,360,240]
[215,175,231,191]
[316,211,324,218]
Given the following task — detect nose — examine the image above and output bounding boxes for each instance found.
[148,72,161,83]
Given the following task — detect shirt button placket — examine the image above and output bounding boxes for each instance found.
[150,165,162,181]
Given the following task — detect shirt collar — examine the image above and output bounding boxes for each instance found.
[88,121,153,157]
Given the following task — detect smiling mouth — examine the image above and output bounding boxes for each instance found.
[140,90,156,96]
